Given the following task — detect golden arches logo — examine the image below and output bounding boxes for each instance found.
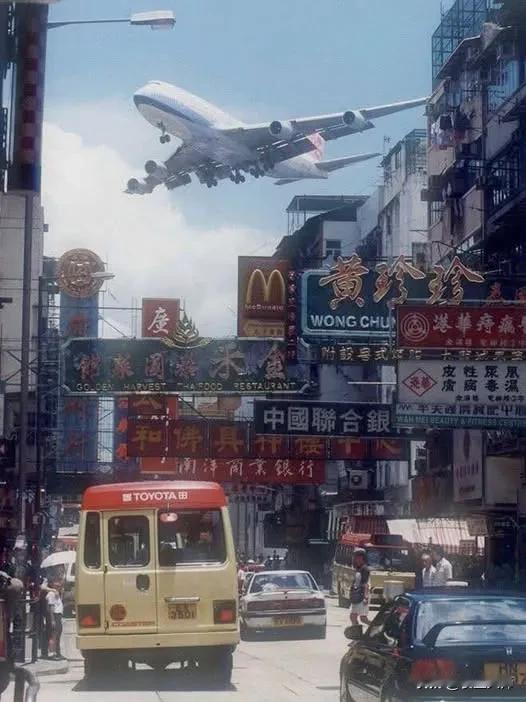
[245,268,286,305]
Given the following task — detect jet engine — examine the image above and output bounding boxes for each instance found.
[126,177,152,195]
[144,160,168,180]
[268,120,295,140]
[341,110,368,131]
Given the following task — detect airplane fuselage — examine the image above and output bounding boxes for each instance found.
[133,81,327,180]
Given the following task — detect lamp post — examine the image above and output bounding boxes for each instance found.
[47,10,176,30]
[14,7,172,541]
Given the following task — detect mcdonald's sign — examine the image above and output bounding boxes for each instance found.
[238,257,289,338]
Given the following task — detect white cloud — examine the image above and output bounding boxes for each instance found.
[42,121,274,338]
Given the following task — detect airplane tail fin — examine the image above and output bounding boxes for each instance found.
[316,151,381,173]
[305,132,326,162]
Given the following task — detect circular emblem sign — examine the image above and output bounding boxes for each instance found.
[400,312,430,344]
[56,248,105,298]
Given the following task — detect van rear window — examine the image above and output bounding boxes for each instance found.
[158,509,226,565]
[84,512,101,569]
[109,515,150,567]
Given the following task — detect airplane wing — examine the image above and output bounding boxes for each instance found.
[316,152,381,173]
[220,97,428,149]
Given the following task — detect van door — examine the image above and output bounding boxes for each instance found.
[103,511,157,634]
[156,506,237,634]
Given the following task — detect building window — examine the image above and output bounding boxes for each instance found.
[394,148,401,171]
[325,239,342,260]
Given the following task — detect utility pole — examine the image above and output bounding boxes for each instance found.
[8,3,48,545]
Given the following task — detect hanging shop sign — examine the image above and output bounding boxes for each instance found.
[396,360,526,428]
[63,335,305,395]
[485,457,523,506]
[310,343,526,364]
[301,255,485,340]
[237,257,289,338]
[397,305,526,350]
[126,417,410,460]
[254,401,404,437]
[140,457,326,485]
[142,298,180,338]
[56,248,105,299]
[453,429,483,502]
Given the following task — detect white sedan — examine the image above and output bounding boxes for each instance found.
[240,570,326,640]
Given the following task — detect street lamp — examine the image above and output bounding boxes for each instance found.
[47,10,176,30]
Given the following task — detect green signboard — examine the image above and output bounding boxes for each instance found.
[62,337,306,395]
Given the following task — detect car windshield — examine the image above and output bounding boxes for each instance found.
[250,573,315,594]
[366,548,412,571]
[416,599,526,642]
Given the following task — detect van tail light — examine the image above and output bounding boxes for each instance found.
[410,658,457,683]
[77,604,101,628]
[213,600,237,624]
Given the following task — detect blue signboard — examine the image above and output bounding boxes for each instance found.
[57,292,99,473]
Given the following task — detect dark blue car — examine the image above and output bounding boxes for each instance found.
[340,589,526,702]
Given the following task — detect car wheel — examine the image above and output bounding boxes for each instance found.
[240,622,255,641]
[340,668,353,702]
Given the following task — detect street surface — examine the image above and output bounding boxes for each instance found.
[27,599,350,702]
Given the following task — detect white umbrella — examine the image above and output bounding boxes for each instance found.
[41,551,76,569]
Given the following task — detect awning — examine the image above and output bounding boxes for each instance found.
[387,518,484,556]
[350,516,388,535]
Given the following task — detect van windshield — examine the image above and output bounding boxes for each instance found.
[158,509,226,565]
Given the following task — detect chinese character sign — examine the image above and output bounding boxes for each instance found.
[300,254,509,340]
[63,338,306,394]
[254,401,401,437]
[142,298,180,338]
[396,360,526,429]
[397,305,526,350]
[141,458,326,485]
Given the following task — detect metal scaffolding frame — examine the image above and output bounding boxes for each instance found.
[432,0,500,86]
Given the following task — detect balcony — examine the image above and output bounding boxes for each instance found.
[487,141,526,230]
[428,145,456,177]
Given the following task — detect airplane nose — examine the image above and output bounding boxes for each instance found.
[133,86,149,107]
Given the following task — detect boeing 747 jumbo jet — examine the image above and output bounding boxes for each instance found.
[126,81,427,194]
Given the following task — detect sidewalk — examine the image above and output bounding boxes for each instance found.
[21,617,78,676]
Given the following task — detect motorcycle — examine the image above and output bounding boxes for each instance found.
[0,572,39,702]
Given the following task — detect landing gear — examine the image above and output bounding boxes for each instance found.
[157,122,171,144]
[229,169,246,184]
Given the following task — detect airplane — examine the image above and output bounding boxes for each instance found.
[126,81,427,194]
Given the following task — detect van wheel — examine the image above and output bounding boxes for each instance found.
[84,652,106,680]
[208,650,233,685]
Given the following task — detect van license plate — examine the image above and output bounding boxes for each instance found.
[273,615,303,627]
[168,604,197,620]
[485,663,526,685]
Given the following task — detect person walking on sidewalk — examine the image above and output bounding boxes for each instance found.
[46,578,64,660]
[349,548,370,628]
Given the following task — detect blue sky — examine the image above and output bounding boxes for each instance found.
[45,0,445,231]
[42,0,447,335]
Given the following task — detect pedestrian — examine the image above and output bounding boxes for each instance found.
[349,548,370,628]
[430,546,453,585]
[46,578,64,660]
[264,555,272,569]
[421,552,436,587]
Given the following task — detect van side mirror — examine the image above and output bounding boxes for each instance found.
[344,625,363,640]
